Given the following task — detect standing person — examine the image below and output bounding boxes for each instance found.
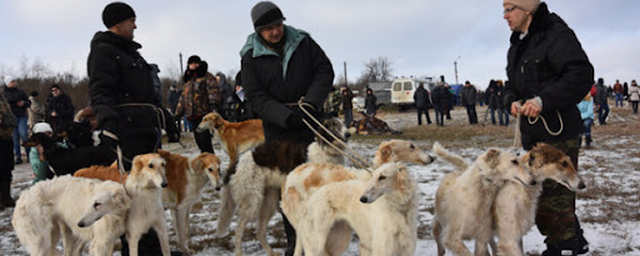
[460,80,478,124]
[503,1,593,255]
[168,85,181,114]
[594,78,609,125]
[628,80,640,114]
[577,93,594,148]
[45,84,75,132]
[3,76,30,164]
[0,91,16,210]
[341,86,354,127]
[216,72,235,121]
[442,83,453,120]
[364,88,377,116]
[486,79,500,125]
[431,83,445,126]
[414,82,432,125]
[27,91,46,130]
[497,80,510,126]
[175,57,221,154]
[241,2,334,255]
[613,79,623,107]
[87,2,175,255]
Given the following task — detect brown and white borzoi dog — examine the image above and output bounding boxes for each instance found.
[292,162,419,256]
[12,176,131,256]
[281,139,434,256]
[217,117,348,256]
[74,150,221,255]
[196,112,264,183]
[490,143,586,256]
[431,143,535,256]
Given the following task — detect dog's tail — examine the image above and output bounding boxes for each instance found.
[432,142,469,170]
[11,187,56,254]
[216,186,236,236]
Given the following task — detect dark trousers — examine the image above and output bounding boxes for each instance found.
[465,105,478,124]
[597,103,609,124]
[631,101,639,114]
[190,116,214,154]
[434,109,444,126]
[417,107,431,125]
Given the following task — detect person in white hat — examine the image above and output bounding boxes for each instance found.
[2,75,31,165]
[502,0,592,255]
[29,122,54,184]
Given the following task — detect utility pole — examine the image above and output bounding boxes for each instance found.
[454,55,461,84]
[179,53,184,75]
[343,61,348,87]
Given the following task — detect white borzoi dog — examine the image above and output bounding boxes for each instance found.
[292,162,418,256]
[431,142,535,256]
[217,117,348,256]
[12,175,131,256]
[281,139,434,256]
[490,143,586,256]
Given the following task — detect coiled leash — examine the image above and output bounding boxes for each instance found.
[297,98,373,173]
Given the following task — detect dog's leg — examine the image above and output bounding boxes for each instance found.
[59,223,79,256]
[234,213,250,256]
[257,188,279,256]
[153,220,172,256]
[324,222,351,256]
[217,187,236,236]
[496,238,523,256]
[432,220,446,256]
[176,205,191,256]
[126,231,141,256]
[443,233,472,256]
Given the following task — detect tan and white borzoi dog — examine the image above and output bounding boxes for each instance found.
[291,162,419,256]
[12,175,131,256]
[217,117,348,256]
[490,143,586,256]
[74,150,222,255]
[431,143,535,256]
[281,139,434,256]
[196,112,264,183]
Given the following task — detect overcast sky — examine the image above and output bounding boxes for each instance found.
[0,0,638,89]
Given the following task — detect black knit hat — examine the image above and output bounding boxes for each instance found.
[51,84,61,90]
[102,2,136,28]
[251,1,286,32]
[187,55,201,64]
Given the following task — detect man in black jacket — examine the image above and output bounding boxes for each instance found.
[87,2,176,256]
[241,2,334,255]
[503,1,593,255]
[460,81,478,124]
[45,84,74,132]
[413,82,432,125]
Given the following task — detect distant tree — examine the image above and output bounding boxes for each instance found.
[357,56,393,87]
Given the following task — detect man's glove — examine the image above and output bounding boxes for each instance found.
[286,112,307,130]
[99,130,119,150]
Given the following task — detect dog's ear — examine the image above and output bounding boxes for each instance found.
[190,157,202,175]
[378,143,393,163]
[484,149,501,169]
[133,156,143,173]
[112,189,131,209]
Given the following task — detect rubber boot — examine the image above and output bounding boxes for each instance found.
[0,180,15,208]
[542,220,589,256]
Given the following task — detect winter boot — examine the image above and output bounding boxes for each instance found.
[585,136,592,148]
[0,180,15,208]
[542,223,589,256]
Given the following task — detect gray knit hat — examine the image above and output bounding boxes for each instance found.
[251,1,286,32]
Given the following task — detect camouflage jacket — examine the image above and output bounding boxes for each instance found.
[175,71,222,120]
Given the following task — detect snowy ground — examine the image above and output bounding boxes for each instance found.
[1,106,639,256]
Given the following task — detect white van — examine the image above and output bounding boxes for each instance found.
[390,77,436,106]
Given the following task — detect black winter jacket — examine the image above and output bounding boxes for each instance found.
[460,85,477,106]
[414,86,431,109]
[87,31,161,135]
[2,87,30,118]
[504,3,593,149]
[46,93,74,122]
[241,25,334,142]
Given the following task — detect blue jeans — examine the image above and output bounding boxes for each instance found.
[498,108,509,126]
[12,116,29,159]
[581,118,593,138]
[615,93,623,107]
[597,103,609,124]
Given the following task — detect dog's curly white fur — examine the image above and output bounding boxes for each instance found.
[12,176,131,256]
[431,142,534,256]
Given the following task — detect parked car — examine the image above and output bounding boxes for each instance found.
[390,77,436,106]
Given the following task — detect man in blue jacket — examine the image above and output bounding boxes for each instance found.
[241,2,334,255]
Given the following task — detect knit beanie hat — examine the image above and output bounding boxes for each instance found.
[102,2,136,28]
[503,0,540,13]
[3,75,14,86]
[33,122,53,134]
[251,1,286,32]
[51,84,61,90]
[187,55,201,64]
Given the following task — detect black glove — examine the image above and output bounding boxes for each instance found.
[286,112,307,130]
[99,130,119,150]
